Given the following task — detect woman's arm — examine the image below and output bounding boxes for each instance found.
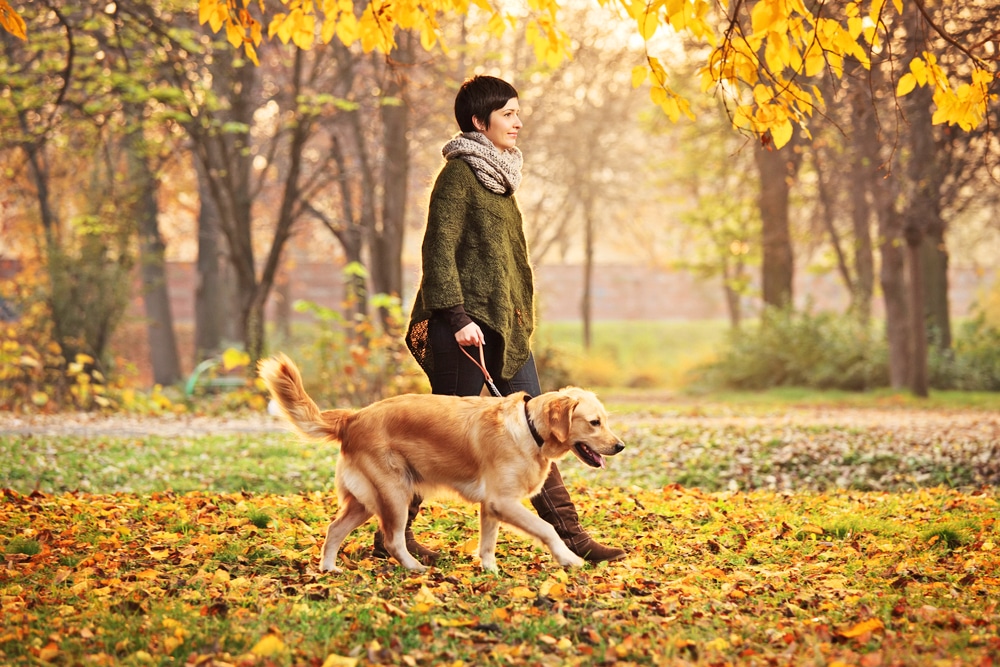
[419,163,471,311]
[421,163,486,347]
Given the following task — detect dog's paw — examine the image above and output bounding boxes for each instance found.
[557,554,586,568]
[319,560,342,573]
[480,558,499,573]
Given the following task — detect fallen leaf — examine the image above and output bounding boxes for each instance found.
[800,523,825,535]
[508,586,536,599]
[839,618,884,638]
[251,633,285,656]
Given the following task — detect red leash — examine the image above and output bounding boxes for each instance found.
[459,343,503,397]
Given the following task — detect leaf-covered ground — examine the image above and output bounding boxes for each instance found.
[2,404,999,666]
[599,405,1000,492]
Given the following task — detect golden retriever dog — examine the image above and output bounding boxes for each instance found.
[258,353,624,573]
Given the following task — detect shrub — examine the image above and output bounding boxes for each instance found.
[533,341,574,392]
[934,315,1000,390]
[0,284,114,412]
[930,275,1000,390]
[692,306,888,391]
[0,220,130,412]
[291,264,425,407]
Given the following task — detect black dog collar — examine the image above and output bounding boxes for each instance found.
[523,396,544,447]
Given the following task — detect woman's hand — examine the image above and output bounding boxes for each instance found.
[455,321,485,347]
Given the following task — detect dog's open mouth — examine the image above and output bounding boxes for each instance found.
[574,442,605,468]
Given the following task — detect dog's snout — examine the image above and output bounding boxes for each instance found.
[613,442,625,454]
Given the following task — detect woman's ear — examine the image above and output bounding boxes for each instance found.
[472,116,485,132]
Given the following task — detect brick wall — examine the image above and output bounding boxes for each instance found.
[147,261,994,325]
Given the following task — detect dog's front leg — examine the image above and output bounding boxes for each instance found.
[478,503,501,573]
[487,499,585,569]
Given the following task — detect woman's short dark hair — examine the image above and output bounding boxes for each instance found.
[454,75,519,133]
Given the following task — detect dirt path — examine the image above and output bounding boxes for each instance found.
[0,412,288,437]
[3,404,998,439]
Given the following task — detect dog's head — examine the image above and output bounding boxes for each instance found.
[531,387,624,468]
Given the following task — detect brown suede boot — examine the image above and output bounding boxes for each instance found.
[372,494,440,566]
[531,463,626,563]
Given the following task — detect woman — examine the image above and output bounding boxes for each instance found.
[372,75,625,565]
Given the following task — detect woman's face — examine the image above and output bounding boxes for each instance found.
[474,97,521,151]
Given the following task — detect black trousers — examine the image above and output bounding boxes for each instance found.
[425,315,540,397]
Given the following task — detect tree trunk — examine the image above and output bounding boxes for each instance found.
[874,179,910,389]
[849,97,877,323]
[194,54,258,359]
[722,258,743,329]
[922,221,951,351]
[124,124,181,386]
[906,237,929,396]
[813,149,855,298]
[246,295,267,364]
[754,138,799,309]
[194,154,224,362]
[582,204,594,350]
[903,83,937,397]
[371,37,412,318]
[274,268,292,342]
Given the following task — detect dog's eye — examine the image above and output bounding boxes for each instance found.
[590,419,601,427]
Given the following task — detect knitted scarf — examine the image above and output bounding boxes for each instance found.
[441,131,522,195]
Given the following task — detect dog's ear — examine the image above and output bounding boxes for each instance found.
[545,396,580,443]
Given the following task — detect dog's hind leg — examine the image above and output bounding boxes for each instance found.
[377,489,428,572]
[320,494,372,573]
[478,504,501,573]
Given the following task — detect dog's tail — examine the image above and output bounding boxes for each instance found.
[258,353,351,442]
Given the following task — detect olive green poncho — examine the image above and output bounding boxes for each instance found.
[406,158,535,380]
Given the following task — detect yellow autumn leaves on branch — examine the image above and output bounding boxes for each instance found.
[193,0,561,66]
[192,0,999,148]
[0,0,26,40]
[2,0,997,146]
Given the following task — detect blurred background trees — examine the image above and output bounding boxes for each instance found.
[1,0,999,410]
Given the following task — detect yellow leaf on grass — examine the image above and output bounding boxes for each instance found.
[705,636,730,651]
[322,655,359,667]
[435,617,476,627]
[800,523,825,535]
[509,586,537,599]
[411,584,440,613]
[540,579,568,599]
[37,642,60,661]
[840,618,884,638]
[251,634,285,656]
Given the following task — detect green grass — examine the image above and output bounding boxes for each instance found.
[0,433,332,494]
[534,319,729,389]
